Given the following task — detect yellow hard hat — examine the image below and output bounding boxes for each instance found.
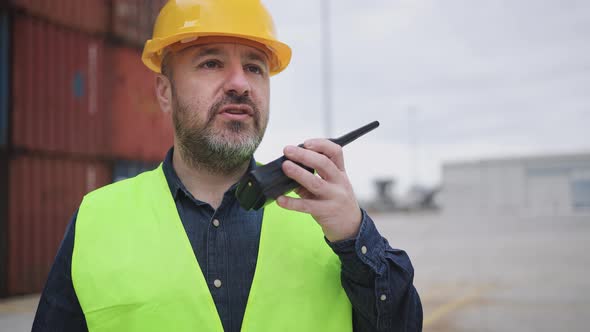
[142,0,292,76]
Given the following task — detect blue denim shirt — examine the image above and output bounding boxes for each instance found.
[33,148,422,331]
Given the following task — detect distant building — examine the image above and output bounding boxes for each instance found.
[439,152,590,217]
[365,178,397,212]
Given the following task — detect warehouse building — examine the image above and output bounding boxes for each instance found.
[439,152,590,217]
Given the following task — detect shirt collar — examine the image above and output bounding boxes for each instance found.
[162,147,258,202]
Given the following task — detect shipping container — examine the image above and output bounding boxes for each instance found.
[11,15,111,157]
[0,11,9,148]
[112,0,166,48]
[110,46,174,161]
[0,151,9,296]
[8,0,108,34]
[113,160,159,182]
[2,153,111,297]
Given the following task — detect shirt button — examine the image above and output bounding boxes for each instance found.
[361,246,368,254]
[214,279,222,288]
[212,219,220,227]
[380,294,387,301]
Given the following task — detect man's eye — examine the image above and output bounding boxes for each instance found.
[200,60,221,69]
[246,64,263,75]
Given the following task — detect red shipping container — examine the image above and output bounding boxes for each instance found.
[0,151,8,296]
[112,0,167,48]
[8,0,108,34]
[3,153,111,297]
[110,46,173,162]
[11,15,111,158]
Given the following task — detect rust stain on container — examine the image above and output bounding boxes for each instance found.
[11,15,111,157]
[3,154,111,297]
[9,0,108,34]
[110,46,173,162]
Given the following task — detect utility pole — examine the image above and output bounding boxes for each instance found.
[320,0,332,137]
[408,106,419,187]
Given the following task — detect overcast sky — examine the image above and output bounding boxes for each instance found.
[254,0,590,200]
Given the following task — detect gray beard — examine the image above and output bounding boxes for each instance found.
[172,94,265,175]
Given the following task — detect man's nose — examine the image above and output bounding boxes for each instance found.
[223,65,251,96]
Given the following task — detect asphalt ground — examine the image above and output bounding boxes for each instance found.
[373,212,590,332]
[0,295,36,332]
[1,212,589,331]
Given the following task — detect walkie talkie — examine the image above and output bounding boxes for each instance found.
[236,121,380,210]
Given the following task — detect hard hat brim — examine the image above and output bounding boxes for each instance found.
[142,32,292,76]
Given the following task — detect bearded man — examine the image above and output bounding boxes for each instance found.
[33,1,422,331]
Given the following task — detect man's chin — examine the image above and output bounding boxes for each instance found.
[202,128,258,151]
[211,124,259,142]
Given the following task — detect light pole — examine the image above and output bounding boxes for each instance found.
[320,0,332,137]
[408,106,419,187]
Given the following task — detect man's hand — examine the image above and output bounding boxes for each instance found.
[276,139,362,242]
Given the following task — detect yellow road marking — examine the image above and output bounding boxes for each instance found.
[424,285,491,327]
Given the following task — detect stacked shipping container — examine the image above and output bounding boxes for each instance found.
[0,150,8,297]
[1,1,171,297]
[110,46,174,161]
[112,0,167,47]
[7,0,109,34]
[0,11,9,148]
[12,15,110,157]
[113,160,159,182]
[5,155,111,294]
[109,0,173,162]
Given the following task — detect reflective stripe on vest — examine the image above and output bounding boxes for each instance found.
[72,165,352,331]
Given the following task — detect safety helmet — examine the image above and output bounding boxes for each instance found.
[142,0,292,76]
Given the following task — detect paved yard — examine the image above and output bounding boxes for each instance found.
[1,212,589,331]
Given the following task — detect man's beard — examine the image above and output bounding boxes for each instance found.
[172,91,267,175]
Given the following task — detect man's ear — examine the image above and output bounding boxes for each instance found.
[155,74,173,113]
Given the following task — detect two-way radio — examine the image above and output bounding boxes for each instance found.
[235,121,380,210]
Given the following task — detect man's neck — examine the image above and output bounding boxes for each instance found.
[172,148,249,209]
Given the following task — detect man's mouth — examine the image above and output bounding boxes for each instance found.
[225,109,247,114]
[219,104,254,116]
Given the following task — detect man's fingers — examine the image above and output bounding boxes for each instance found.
[282,160,332,197]
[283,145,342,182]
[294,187,314,199]
[303,139,345,171]
[276,195,318,214]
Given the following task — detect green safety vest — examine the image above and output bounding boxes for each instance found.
[72,165,352,331]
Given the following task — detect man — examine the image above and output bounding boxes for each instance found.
[33,0,422,331]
